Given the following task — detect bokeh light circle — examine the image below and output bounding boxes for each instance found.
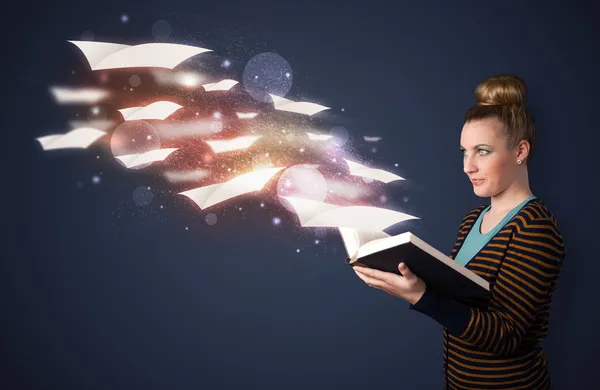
[152,20,172,41]
[242,52,293,103]
[133,186,153,206]
[110,120,161,170]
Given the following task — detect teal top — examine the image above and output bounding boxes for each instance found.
[454,196,538,266]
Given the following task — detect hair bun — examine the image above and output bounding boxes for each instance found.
[475,74,527,106]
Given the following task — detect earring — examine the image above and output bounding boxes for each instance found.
[517,159,522,165]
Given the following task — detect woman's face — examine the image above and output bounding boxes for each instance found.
[460,118,518,197]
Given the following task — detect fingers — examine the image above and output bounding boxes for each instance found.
[398,262,415,281]
[354,266,392,283]
[353,268,386,289]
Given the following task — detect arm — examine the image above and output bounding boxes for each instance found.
[410,216,564,356]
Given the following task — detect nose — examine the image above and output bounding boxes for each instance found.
[463,154,477,175]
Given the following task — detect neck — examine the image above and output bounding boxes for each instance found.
[489,168,534,214]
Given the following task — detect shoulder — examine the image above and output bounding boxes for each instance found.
[513,198,565,259]
[518,199,562,236]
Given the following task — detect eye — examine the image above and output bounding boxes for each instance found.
[462,149,490,156]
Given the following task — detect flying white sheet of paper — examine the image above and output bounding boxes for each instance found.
[363,136,382,142]
[154,120,215,140]
[151,69,206,87]
[344,159,405,183]
[236,112,259,119]
[205,135,262,153]
[268,94,330,116]
[36,128,106,151]
[202,79,239,91]
[179,167,285,210]
[164,169,210,183]
[175,71,204,87]
[69,119,116,131]
[67,41,212,70]
[49,86,110,104]
[118,101,182,121]
[280,196,419,231]
[115,148,179,169]
[306,132,334,141]
[327,179,373,200]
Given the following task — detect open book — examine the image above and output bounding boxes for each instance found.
[341,228,490,299]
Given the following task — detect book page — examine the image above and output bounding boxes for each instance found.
[339,228,390,260]
[338,227,359,259]
[280,196,419,232]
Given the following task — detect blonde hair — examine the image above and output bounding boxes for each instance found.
[465,74,536,164]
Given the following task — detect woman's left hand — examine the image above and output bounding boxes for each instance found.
[353,262,427,305]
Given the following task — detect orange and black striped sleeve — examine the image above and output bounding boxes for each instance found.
[410,214,564,356]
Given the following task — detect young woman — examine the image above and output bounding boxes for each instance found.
[354,74,565,389]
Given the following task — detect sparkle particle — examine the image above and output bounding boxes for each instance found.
[314,239,320,244]
[92,175,101,184]
[222,60,231,68]
[341,108,345,112]
[185,226,189,230]
[394,163,399,167]
[260,202,265,208]
[272,217,281,226]
[121,14,129,23]
[296,249,300,253]
[147,135,152,140]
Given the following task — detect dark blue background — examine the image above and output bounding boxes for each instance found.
[6,1,599,388]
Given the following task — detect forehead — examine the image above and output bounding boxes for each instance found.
[460,118,504,147]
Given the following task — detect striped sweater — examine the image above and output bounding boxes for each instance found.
[410,198,565,389]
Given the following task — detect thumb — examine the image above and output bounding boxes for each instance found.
[398,262,415,280]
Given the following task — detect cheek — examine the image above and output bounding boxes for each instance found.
[483,159,510,184]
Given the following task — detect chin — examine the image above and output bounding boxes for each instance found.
[473,186,493,198]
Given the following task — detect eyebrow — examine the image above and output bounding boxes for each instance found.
[460,144,493,150]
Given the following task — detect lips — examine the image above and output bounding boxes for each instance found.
[471,179,485,185]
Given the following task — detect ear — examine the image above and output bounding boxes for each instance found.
[516,139,530,162]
